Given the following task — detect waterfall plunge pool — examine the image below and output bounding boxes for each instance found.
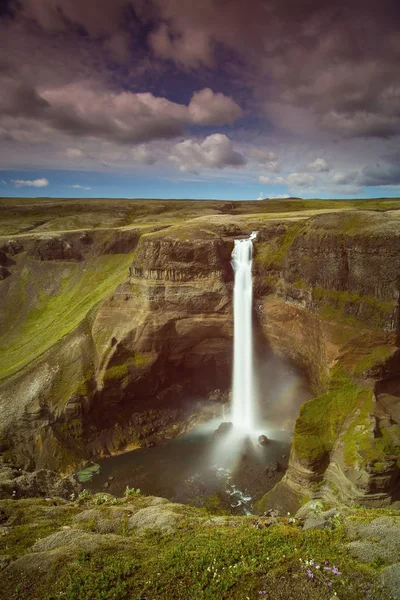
[85,421,291,515]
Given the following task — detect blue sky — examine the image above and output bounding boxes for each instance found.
[2,169,400,200]
[1,0,400,200]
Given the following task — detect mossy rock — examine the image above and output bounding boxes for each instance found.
[77,464,100,483]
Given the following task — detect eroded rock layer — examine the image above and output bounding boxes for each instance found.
[0,199,399,507]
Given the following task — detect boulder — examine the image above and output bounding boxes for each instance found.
[127,504,184,534]
[30,236,82,261]
[0,266,10,280]
[0,468,81,500]
[0,240,23,256]
[215,422,233,436]
[381,564,400,600]
[258,435,269,446]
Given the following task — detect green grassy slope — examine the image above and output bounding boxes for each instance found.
[0,252,134,381]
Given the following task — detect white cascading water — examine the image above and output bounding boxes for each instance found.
[231,232,257,431]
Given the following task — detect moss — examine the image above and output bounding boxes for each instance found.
[0,253,134,381]
[293,375,369,463]
[103,352,150,386]
[255,223,303,270]
[341,391,375,467]
[311,287,396,329]
[292,279,307,289]
[0,498,78,558]
[352,346,395,376]
[56,419,84,442]
[1,495,397,600]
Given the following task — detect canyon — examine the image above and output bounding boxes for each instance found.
[0,197,400,512]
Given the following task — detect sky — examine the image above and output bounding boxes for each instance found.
[1,0,400,200]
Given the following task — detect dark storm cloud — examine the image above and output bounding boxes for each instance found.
[0,0,400,179]
[359,154,400,187]
[145,0,400,138]
[2,0,400,139]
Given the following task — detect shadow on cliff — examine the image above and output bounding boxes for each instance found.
[251,307,313,433]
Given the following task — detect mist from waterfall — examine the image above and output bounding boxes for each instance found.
[231,232,257,432]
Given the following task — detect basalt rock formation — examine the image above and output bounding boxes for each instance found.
[0,198,399,508]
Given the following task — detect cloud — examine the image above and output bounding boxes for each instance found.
[69,184,91,190]
[188,88,242,125]
[249,149,280,172]
[258,172,315,188]
[170,134,246,172]
[148,23,214,68]
[11,178,49,188]
[307,158,329,172]
[331,171,359,185]
[1,0,400,188]
[358,154,400,186]
[0,78,242,148]
[131,145,159,165]
[286,173,315,187]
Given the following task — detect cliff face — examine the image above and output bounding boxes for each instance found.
[0,201,399,508]
[254,212,400,509]
[0,223,236,471]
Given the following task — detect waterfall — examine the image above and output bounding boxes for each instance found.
[231,232,257,431]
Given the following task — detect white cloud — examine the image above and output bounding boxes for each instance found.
[188,88,242,125]
[170,134,246,172]
[286,173,315,187]
[331,171,359,185]
[258,172,315,188]
[11,177,49,187]
[270,194,290,199]
[69,184,91,190]
[307,158,329,172]
[249,149,280,171]
[131,145,158,165]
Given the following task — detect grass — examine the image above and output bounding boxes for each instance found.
[352,346,395,376]
[293,374,370,463]
[0,498,79,558]
[0,493,393,600]
[103,353,151,385]
[311,287,397,329]
[2,197,399,236]
[255,222,304,270]
[0,252,134,380]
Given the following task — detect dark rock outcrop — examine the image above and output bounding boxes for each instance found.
[0,461,81,500]
[30,236,83,262]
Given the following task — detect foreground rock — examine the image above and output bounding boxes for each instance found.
[0,460,80,500]
[0,491,398,599]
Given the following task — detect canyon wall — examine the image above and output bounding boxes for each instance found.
[0,204,399,507]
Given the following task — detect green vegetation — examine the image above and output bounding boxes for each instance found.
[1,197,399,236]
[77,463,101,483]
[293,373,371,462]
[0,253,134,380]
[255,223,304,270]
[311,287,396,329]
[352,346,395,376]
[103,352,150,385]
[0,498,79,558]
[0,493,394,600]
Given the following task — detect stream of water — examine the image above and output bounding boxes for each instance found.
[231,232,257,431]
